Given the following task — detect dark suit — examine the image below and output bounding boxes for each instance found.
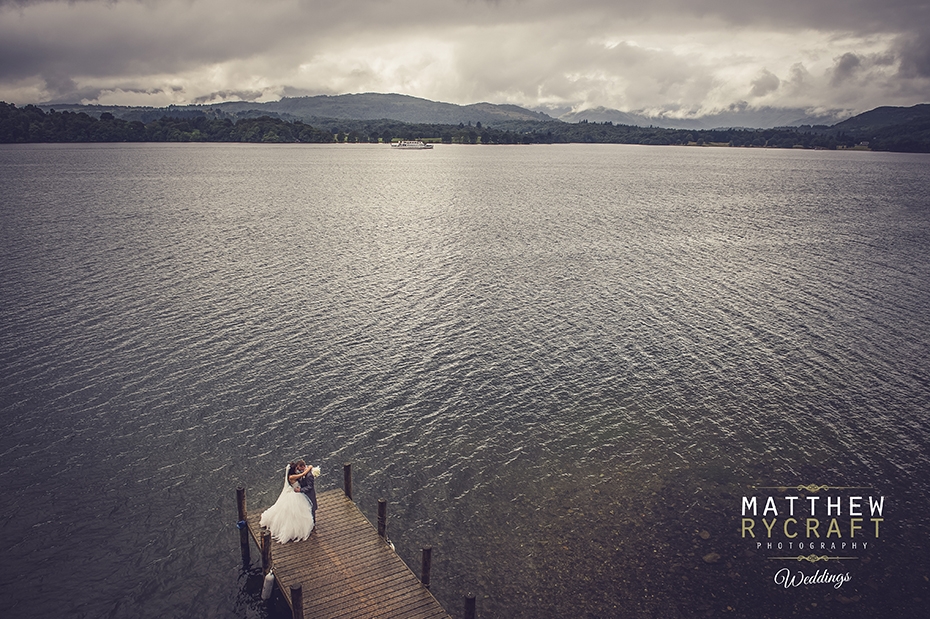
[298,470,317,521]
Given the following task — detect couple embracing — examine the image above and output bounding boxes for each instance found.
[259,459,319,543]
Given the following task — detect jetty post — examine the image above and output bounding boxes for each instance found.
[290,584,304,619]
[261,530,272,575]
[465,592,477,619]
[377,498,387,539]
[236,487,250,562]
[343,462,352,500]
[421,545,432,588]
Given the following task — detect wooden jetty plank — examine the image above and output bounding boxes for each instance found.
[246,487,450,619]
[295,550,418,606]
[301,570,416,610]
[278,554,404,593]
[306,575,418,618]
[377,593,450,619]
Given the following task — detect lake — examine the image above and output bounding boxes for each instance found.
[1,142,929,618]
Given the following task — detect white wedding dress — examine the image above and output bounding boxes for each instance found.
[259,467,315,543]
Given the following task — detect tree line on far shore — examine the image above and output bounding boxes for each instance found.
[2,102,928,152]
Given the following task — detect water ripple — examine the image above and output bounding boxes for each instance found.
[2,144,929,617]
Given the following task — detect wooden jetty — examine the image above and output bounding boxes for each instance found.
[237,464,456,619]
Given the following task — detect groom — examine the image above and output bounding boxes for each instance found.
[294,459,318,522]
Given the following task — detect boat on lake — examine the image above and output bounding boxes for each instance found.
[391,140,433,149]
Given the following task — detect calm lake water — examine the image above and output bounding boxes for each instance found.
[1,143,929,618]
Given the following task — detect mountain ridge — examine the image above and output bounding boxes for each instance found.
[6,98,930,151]
[550,105,848,130]
[40,93,555,126]
[38,92,902,130]
[830,104,930,132]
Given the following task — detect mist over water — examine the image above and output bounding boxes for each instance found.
[1,143,929,618]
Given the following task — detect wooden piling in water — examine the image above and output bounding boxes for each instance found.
[343,462,352,500]
[464,593,476,619]
[261,530,272,575]
[237,487,247,520]
[377,498,387,540]
[291,584,304,619]
[421,546,432,589]
[237,487,250,562]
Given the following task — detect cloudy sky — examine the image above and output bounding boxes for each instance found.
[1,0,928,119]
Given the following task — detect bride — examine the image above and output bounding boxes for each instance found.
[259,462,315,543]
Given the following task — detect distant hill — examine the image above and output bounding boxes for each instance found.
[823,103,930,153]
[829,104,930,133]
[13,97,929,151]
[38,94,928,134]
[258,94,554,124]
[554,105,846,129]
[41,93,554,127]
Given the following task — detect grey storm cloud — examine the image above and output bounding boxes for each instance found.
[750,70,781,98]
[831,53,864,86]
[897,33,930,79]
[1,0,928,115]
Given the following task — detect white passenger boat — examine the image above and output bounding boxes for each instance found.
[391,140,434,149]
